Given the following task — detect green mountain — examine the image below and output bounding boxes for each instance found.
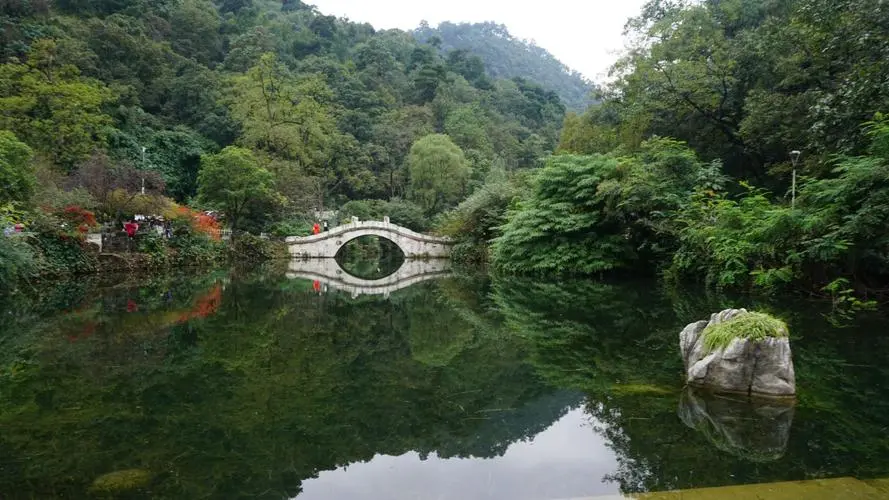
[0,0,565,223]
[414,21,596,111]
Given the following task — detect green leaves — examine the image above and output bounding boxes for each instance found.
[492,140,708,275]
[406,134,470,215]
[227,53,336,168]
[0,130,34,203]
[0,40,115,169]
[197,146,278,231]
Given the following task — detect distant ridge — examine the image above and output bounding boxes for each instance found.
[414,21,596,111]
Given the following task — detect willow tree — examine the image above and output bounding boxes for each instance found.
[406,134,470,215]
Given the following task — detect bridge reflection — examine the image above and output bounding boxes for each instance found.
[287,258,452,298]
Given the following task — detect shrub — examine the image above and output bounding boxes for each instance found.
[668,186,804,291]
[136,231,170,267]
[229,233,287,262]
[166,205,220,240]
[168,232,224,267]
[56,205,98,236]
[437,172,520,264]
[269,219,312,237]
[492,139,714,275]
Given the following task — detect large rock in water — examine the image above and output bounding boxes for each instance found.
[679,308,795,397]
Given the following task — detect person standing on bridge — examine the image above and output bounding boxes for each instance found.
[312,222,320,235]
[323,220,328,232]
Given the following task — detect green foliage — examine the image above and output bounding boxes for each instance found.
[406,134,470,215]
[229,233,287,262]
[0,39,114,169]
[669,122,889,293]
[821,278,878,326]
[437,167,522,263]
[268,219,312,237]
[168,231,224,266]
[669,186,803,290]
[227,53,336,168]
[701,312,788,352]
[579,0,889,181]
[492,154,627,274]
[493,139,709,275]
[197,147,278,231]
[0,130,34,203]
[339,198,428,232]
[0,0,568,249]
[136,231,170,267]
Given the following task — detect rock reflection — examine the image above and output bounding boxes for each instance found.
[678,387,795,462]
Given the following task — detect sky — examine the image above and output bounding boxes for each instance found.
[308,0,649,82]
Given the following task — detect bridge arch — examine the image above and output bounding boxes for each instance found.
[285,219,452,259]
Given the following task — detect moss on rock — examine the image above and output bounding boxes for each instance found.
[701,312,788,353]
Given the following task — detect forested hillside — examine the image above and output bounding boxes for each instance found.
[0,0,566,208]
[444,0,889,298]
[414,22,595,111]
[0,0,568,289]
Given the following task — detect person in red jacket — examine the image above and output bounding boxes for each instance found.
[124,221,139,238]
[312,222,321,235]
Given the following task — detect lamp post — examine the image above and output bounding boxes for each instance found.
[141,146,147,195]
[790,150,801,209]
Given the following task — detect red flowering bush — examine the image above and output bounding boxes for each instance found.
[55,205,98,237]
[167,205,221,240]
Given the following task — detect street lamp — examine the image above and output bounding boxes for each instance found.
[141,146,147,195]
[790,150,801,209]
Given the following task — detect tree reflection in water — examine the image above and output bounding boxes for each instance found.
[2,269,889,498]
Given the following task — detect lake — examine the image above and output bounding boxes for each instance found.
[2,261,889,499]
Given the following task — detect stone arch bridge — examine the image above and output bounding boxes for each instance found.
[285,218,453,259]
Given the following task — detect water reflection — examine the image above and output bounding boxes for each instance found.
[678,388,795,462]
[287,257,451,298]
[299,405,620,500]
[334,235,405,280]
[1,267,889,498]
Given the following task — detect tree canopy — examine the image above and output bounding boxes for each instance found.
[406,134,470,214]
[197,147,276,231]
[0,0,569,233]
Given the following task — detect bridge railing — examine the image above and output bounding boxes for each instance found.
[284,218,452,244]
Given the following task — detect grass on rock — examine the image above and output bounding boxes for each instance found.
[702,312,788,352]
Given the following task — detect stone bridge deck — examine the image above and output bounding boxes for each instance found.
[285,219,452,259]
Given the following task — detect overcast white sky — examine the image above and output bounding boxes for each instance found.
[308,0,649,82]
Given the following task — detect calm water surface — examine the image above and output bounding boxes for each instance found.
[2,261,889,499]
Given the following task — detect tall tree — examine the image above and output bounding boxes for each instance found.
[406,134,470,214]
[227,53,336,170]
[197,146,277,231]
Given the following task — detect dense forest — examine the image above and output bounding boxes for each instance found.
[443,0,889,298]
[5,0,889,299]
[0,0,566,289]
[414,21,596,111]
